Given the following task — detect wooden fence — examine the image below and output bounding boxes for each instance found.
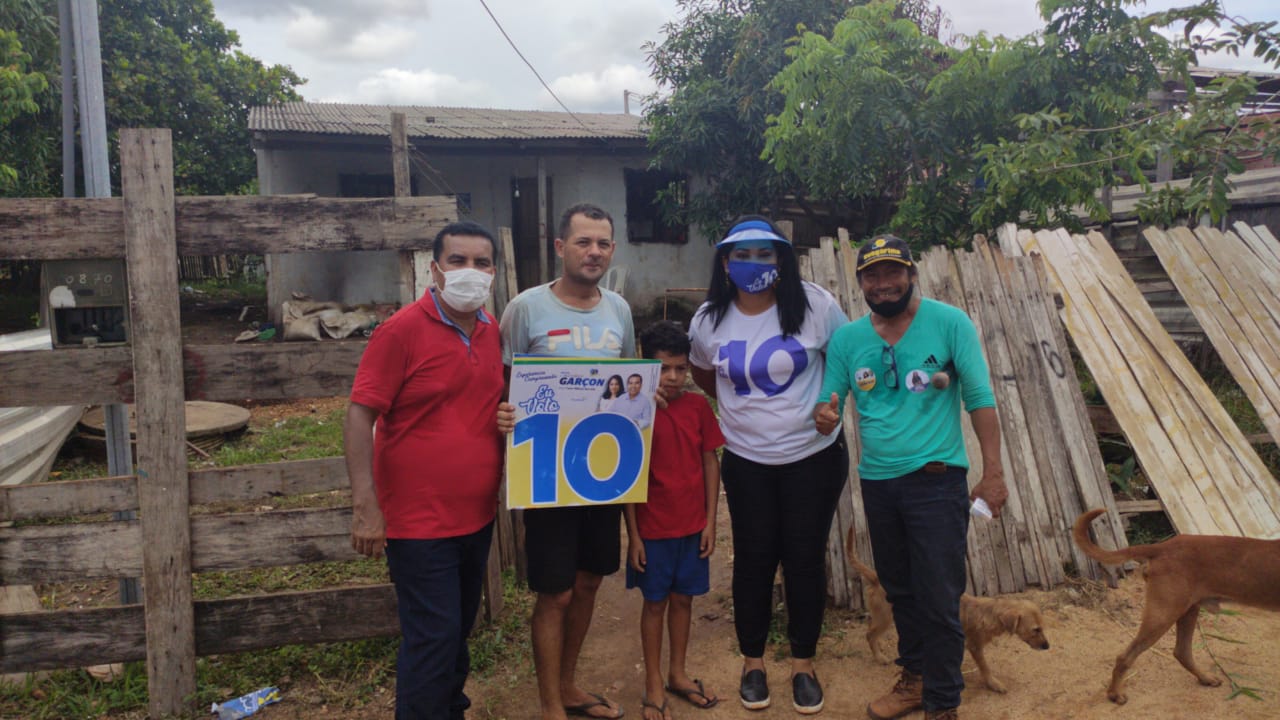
[0,128,521,717]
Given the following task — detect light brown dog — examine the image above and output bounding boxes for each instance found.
[845,528,1050,693]
[1073,508,1280,704]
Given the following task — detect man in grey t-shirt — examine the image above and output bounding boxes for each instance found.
[498,202,631,720]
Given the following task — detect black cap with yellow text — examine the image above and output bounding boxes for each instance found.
[855,234,914,272]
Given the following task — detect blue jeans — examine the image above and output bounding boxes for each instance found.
[861,467,969,710]
[385,522,494,720]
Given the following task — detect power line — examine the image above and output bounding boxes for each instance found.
[475,0,600,136]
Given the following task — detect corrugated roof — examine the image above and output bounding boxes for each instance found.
[249,102,647,141]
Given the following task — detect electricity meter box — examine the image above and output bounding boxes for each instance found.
[41,259,130,347]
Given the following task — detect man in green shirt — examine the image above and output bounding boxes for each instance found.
[814,235,1008,720]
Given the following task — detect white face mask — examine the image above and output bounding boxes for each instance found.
[438,267,493,313]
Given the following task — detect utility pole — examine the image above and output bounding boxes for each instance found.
[64,0,139,606]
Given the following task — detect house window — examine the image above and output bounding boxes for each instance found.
[624,169,688,244]
[339,173,418,197]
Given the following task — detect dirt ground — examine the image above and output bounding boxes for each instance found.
[258,496,1280,720]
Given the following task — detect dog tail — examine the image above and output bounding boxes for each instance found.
[844,526,880,587]
[1072,508,1150,565]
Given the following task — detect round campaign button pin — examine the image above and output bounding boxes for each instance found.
[855,367,876,392]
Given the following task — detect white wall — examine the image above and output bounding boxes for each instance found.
[257,143,714,320]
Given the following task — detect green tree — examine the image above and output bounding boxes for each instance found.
[0,28,48,190]
[763,0,1280,243]
[0,0,59,196]
[644,0,951,238]
[0,0,303,198]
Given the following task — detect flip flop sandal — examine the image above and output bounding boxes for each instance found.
[565,692,625,719]
[641,696,670,720]
[665,679,720,709]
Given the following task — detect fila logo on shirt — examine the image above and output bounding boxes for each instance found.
[547,326,623,353]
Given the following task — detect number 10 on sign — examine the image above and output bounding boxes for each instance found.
[507,412,651,508]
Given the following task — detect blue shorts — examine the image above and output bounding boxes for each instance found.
[625,532,710,602]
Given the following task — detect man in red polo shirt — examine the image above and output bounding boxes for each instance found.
[345,221,505,720]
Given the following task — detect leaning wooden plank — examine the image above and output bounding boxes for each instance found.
[1018,255,1126,560]
[121,129,196,718]
[1,585,399,673]
[1200,226,1280,354]
[1201,227,1280,351]
[1081,231,1276,535]
[1075,231,1247,534]
[830,233,873,609]
[800,252,851,608]
[1228,223,1280,332]
[0,342,366,407]
[0,195,458,260]
[808,242,853,608]
[1148,227,1280,444]
[1028,230,1209,534]
[1233,221,1280,268]
[984,241,1084,580]
[996,223,1024,257]
[956,247,1056,587]
[1178,227,1280,390]
[1083,230,1280,535]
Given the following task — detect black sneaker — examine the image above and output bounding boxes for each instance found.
[792,671,824,714]
[739,668,770,710]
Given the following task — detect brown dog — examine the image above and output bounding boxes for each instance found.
[845,528,1050,692]
[1073,508,1280,704]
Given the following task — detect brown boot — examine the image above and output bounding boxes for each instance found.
[866,669,922,720]
[924,709,958,720]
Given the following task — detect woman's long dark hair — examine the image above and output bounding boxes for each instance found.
[697,215,810,337]
[601,374,624,399]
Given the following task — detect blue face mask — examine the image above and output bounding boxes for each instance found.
[728,260,779,294]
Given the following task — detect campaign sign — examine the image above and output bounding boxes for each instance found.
[506,356,660,509]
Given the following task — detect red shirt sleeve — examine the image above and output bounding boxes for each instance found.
[350,323,406,415]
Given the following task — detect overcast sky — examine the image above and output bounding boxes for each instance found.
[210,0,1277,113]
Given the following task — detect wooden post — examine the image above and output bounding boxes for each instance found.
[120,128,196,718]
[537,158,548,284]
[392,112,419,307]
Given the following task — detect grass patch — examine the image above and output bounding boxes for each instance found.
[208,408,345,466]
[183,275,266,303]
[0,663,150,720]
[192,558,388,600]
[470,569,536,678]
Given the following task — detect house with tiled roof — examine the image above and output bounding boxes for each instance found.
[250,102,713,319]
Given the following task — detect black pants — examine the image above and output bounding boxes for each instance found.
[862,467,969,710]
[721,436,848,659]
[385,522,494,720]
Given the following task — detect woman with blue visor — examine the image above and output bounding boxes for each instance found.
[688,216,850,714]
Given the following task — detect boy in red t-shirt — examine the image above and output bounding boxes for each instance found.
[625,321,727,720]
